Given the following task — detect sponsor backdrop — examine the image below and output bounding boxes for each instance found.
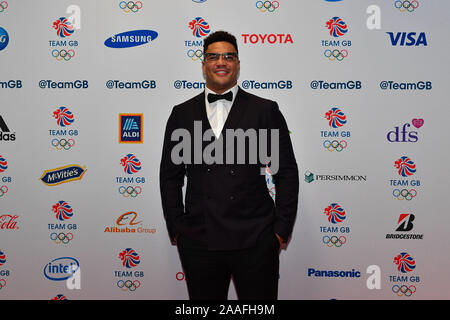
[0,0,448,300]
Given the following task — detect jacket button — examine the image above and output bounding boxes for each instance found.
[206,168,211,173]
[230,169,235,175]
[230,195,235,200]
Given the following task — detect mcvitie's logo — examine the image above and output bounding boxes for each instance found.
[40,164,87,186]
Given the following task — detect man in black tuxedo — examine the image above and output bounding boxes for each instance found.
[160,31,299,300]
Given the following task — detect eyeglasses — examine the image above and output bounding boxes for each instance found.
[204,52,239,62]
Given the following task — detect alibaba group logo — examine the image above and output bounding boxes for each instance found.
[116,211,142,226]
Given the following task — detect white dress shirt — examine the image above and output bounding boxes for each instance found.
[205,85,239,138]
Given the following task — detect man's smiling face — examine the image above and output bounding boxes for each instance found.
[202,41,240,94]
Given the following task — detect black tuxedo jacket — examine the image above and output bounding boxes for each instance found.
[160,87,299,251]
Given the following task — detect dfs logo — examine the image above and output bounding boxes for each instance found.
[387,118,423,143]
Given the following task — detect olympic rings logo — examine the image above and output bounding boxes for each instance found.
[0,185,8,197]
[187,49,203,61]
[393,188,417,201]
[323,140,347,152]
[117,279,141,291]
[119,1,143,13]
[51,138,75,150]
[324,49,348,61]
[118,186,142,198]
[0,279,6,290]
[51,49,75,61]
[0,1,8,13]
[394,0,418,12]
[323,235,347,247]
[392,285,416,297]
[256,1,279,12]
[176,272,185,281]
[50,232,74,244]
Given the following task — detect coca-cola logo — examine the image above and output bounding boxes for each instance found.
[0,214,19,230]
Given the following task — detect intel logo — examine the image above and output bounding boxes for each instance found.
[43,257,80,281]
[104,30,158,48]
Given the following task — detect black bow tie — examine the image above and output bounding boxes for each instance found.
[207,91,233,104]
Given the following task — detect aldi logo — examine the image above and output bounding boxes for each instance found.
[119,114,143,143]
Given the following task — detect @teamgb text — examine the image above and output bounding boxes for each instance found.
[169,121,280,175]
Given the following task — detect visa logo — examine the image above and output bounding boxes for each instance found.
[387,32,427,46]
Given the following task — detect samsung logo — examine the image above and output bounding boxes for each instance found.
[104,30,158,48]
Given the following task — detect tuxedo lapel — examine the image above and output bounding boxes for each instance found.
[221,87,248,133]
[194,91,213,133]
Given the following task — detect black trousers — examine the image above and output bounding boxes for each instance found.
[177,227,280,300]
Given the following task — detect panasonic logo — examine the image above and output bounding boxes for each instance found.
[307,268,361,278]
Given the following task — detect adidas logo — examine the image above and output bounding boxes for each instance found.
[0,116,15,141]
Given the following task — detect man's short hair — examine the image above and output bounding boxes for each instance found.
[203,31,238,54]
